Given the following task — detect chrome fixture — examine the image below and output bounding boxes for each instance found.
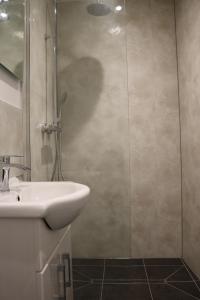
[0,0,9,4]
[115,5,122,11]
[40,123,62,134]
[0,10,8,20]
[0,0,9,21]
[0,155,30,192]
[87,0,111,16]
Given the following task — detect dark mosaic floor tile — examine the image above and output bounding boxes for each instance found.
[74,283,102,300]
[146,266,192,282]
[72,258,200,300]
[144,258,183,266]
[150,283,200,300]
[169,282,200,298]
[105,258,143,266]
[72,258,104,266]
[167,267,193,282]
[146,266,180,282]
[104,266,147,283]
[73,281,91,290]
[183,263,200,281]
[102,283,152,300]
[189,271,200,281]
[73,266,104,281]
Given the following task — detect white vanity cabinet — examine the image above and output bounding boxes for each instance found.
[37,227,73,300]
[0,219,73,300]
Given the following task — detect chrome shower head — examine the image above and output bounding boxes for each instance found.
[87,2,111,16]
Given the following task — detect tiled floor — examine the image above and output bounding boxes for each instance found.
[72,258,200,300]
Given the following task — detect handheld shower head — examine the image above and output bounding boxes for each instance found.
[57,92,68,123]
[61,92,68,105]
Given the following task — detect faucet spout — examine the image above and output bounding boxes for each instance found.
[0,155,31,192]
[1,166,10,192]
[8,163,31,171]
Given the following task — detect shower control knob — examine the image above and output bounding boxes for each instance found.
[39,123,62,134]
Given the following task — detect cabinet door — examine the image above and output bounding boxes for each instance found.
[37,231,73,300]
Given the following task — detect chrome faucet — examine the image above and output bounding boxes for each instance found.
[0,155,31,192]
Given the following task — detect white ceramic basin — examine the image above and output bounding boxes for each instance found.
[0,180,90,230]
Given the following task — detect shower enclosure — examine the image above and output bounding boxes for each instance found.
[55,0,200,282]
[56,0,181,260]
[28,0,200,288]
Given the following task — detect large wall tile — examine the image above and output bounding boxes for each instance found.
[57,0,130,257]
[128,0,181,257]
[175,0,200,277]
[58,0,181,258]
[63,170,130,258]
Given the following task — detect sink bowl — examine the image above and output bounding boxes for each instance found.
[0,180,90,230]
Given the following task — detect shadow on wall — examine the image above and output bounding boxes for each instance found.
[14,61,23,81]
[59,56,103,142]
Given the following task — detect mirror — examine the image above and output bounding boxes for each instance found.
[0,0,25,81]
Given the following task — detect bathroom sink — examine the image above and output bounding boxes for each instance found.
[0,181,90,230]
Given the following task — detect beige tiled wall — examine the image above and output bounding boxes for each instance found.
[57,0,130,257]
[128,0,181,258]
[29,0,55,181]
[175,0,200,277]
[57,0,182,258]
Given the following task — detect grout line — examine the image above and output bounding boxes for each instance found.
[182,259,200,293]
[74,282,91,292]
[73,258,182,261]
[102,265,144,269]
[73,264,183,267]
[103,282,149,285]
[167,282,200,300]
[100,259,106,300]
[150,281,193,284]
[143,259,154,300]
[73,280,92,282]
[74,279,194,283]
[73,270,91,281]
[73,279,102,283]
[124,0,133,258]
[142,264,183,267]
[166,280,194,283]
[73,264,105,267]
[104,279,147,282]
[164,266,183,281]
[74,280,196,285]
[173,0,184,258]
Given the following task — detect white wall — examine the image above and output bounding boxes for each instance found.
[0,67,21,109]
[0,67,23,165]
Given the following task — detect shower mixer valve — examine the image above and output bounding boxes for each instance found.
[39,123,62,134]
